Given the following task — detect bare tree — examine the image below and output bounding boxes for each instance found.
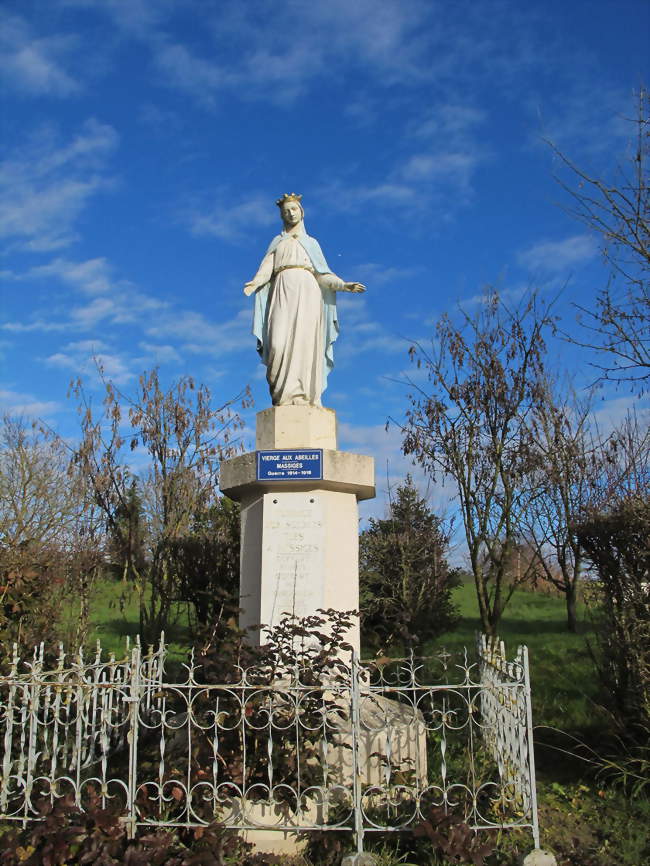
[401,291,555,636]
[70,366,250,641]
[0,415,101,649]
[524,381,599,632]
[576,411,649,737]
[552,88,649,392]
[0,417,78,564]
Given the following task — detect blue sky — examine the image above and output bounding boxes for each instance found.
[1,0,648,525]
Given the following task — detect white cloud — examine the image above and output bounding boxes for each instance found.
[0,119,118,251]
[128,0,432,105]
[145,307,251,358]
[337,419,457,526]
[5,254,167,336]
[26,257,116,295]
[139,342,182,364]
[60,0,174,38]
[69,298,122,328]
[459,283,530,310]
[45,347,136,384]
[414,104,486,140]
[68,0,495,110]
[591,395,650,437]
[529,81,634,159]
[398,101,488,204]
[320,99,487,220]
[188,193,277,242]
[0,12,80,97]
[0,388,61,419]
[1,319,67,333]
[152,42,231,107]
[518,234,598,275]
[334,295,408,362]
[70,290,167,328]
[63,339,107,353]
[354,263,420,288]
[322,182,419,214]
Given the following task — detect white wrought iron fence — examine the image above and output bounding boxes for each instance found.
[0,634,539,853]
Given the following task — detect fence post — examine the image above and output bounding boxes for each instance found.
[0,645,20,814]
[350,651,364,856]
[23,643,44,826]
[124,638,142,840]
[521,645,540,849]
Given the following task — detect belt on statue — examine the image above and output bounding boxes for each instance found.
[274,265,315,275]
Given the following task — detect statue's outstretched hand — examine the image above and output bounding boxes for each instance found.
[243,281,259,296]
[343,282,366,293]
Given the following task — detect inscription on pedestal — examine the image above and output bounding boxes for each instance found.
[261,492,325,629]
[257,449,323,481]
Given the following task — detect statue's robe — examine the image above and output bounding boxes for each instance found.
[251,227,343,406]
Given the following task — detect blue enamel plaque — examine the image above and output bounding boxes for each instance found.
[256,449,323,481]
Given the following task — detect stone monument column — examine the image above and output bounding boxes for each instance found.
[217,195,422,857]
[219,405,374,654]
[222,192,372,654]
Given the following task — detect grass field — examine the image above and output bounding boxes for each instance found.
[60,577,193,659]
[430,580,601,740]
[70,576,605,750]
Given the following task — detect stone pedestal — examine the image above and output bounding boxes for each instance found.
[219,406,375,655]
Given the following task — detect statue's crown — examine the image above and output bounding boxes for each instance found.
[276,192,303,208]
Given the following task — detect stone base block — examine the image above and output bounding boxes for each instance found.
[328,692,428,788]
[223,798,322,856]
[256,405,337,450]
[341,855,377,866]
[521,851,558,866]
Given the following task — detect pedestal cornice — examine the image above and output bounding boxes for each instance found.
[219,448,375,502]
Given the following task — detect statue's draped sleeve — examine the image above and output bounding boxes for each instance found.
[251,232,341,394]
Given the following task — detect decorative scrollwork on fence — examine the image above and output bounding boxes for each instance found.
[0,634,539,850]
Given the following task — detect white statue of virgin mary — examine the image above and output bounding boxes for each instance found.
[244,194,365,408]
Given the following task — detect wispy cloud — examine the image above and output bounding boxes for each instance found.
[70,291,167,328]
[518,233,598,275]
[25,257,117,295]
[337,418,456,525]
[0,119,118,251]
[319,99,487,221]
[529,80,634,160]
[321,183,419,213]
[60,0,174,38]
[138,342,182,364]
[92,0,432,106]
[0,387,61,419]
[3,246,251,383]
[335,295,408,361]
[459,283,531,310]
[145,308,251,358]
[355,263,420,288]
[187,193,277,242]
[45,345,136,385]
[152,41,232,108]
[0,12,80,97]
[591,396,650,437]
[1,319,68,334]
[4,254,168,334]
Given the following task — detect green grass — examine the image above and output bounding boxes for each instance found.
[429,580,601,739]
[70,576,599,738]
[60,577,192,661]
